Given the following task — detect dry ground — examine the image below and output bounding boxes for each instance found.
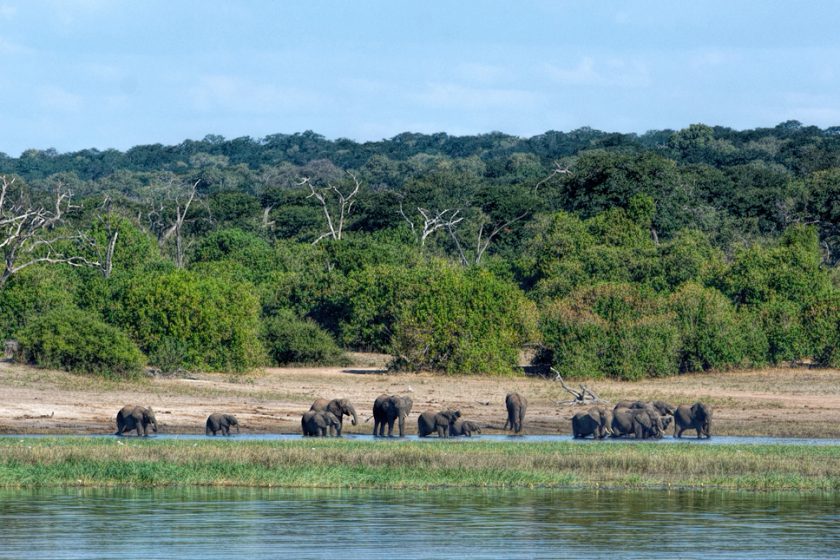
[1,354,839,437]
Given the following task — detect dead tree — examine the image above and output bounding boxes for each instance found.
[549,367,608,406]
[144,178,204,268]
[301,171,361,243]
[0,175,99,288]
[399,204,464,247]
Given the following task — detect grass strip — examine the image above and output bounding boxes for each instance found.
[0,437,837,491]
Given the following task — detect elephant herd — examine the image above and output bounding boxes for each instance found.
[306,392,525,438]
[571,400,713,440]
[111,391,712,440]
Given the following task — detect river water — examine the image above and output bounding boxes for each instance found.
[0,487,836,559]
[7,433,840,445]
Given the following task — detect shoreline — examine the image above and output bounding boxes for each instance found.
[1,438,837,492]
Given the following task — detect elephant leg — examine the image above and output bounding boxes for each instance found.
[437,425,445,438]
[223,426,230,436]
[387,419,395,437]
[398,415,406,437]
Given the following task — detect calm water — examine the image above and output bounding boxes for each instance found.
[0,488,836,559]
[7,433,840,445]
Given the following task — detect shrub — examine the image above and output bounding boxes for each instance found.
[262,309,347,366]
[751,298,809,364]
[389,264,538,374]
[539,284,680,380]
[17,307,145,377]
[109,270,264,372]
[803,292,840,367]
[0,266,78,340]
[668,283,749,371]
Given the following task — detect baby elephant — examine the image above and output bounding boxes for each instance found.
[674,402,712,438]
[450,419,482,437]
[301,410,340,437]
[205,413,240,436]
[572,407,611,439]
[418,409,461,437]
[115,405,157,437]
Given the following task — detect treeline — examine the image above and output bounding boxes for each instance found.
[0,121,838,379]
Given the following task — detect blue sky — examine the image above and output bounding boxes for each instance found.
[1,1,839,155]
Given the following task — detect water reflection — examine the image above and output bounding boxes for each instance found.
[0,487,836,559]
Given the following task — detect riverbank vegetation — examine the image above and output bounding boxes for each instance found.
[0,438,837,491]
[1,122,839,378]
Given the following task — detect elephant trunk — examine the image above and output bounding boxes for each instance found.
[349,405,358,426]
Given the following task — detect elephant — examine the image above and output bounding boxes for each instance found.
[611,406,663,439]
[301,410,341,437]
[674,402,712,438]
[614,400,644,411]
[310,398,358,436]
[115,405,158,436]
[504,392,527,434]
[626,400,675,417]
[571,406,612,439]
[450,419,481,437]
[417,409,461,438]
[205,413,239,436]
[372,394,413,437]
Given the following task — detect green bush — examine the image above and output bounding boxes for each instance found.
[751,298,809,364]
[389,263,538,374]
[803,292,840,367]
[17,307,145,378]
[668,283,751,371]
[0,267,78,340]
[109,270,264,372]
[262,309,348,366]
[539,284,680,380]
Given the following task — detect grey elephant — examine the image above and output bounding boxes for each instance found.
[115,405,158,437]
[450,419,481,437]
[417,409,461,438]
[310,398,358,436]
[611,406,663,439]
[372,394,413,437]
[674,402,712,438]
[205,413,239,436]
[504,392,527,434]
[626,400,675,417]
[301,410,341,437]
[571,406,612,439]
[614,400,644,411]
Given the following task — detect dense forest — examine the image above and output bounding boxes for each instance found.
[0,120,838,379]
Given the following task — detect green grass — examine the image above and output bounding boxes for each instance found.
[0,438,837,491]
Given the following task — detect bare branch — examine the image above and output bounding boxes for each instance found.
[303,171,362,243]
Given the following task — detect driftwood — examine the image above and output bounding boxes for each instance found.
[550,367,608,406]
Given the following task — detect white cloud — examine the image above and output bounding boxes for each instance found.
[544,56,650,88]
[38,86,83,112]
[409,83,542,110]
[188,74,327,114]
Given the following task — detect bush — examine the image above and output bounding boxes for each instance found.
[539,284,680,380]
[389,263,538,374]
[109,270,264,372]
[262,309,348,366]
[803,292,840,367]
[751,298,809,364]
[668,283,751,371]
[17,307,145,377]
[0,266,78,340]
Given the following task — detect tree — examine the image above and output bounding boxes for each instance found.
[0,175,98,288]
[301,171,361,243]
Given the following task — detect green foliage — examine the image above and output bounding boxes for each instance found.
[0,267,78,340]
[388,264,538,374]
[17,306,145,378]
[262,309,347,366]
[109,270,264,372]
[751,298,809,365]
[539,284,680,380]
[803,292,840,367]
[721,225,831,304]
[668,283,754,372]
